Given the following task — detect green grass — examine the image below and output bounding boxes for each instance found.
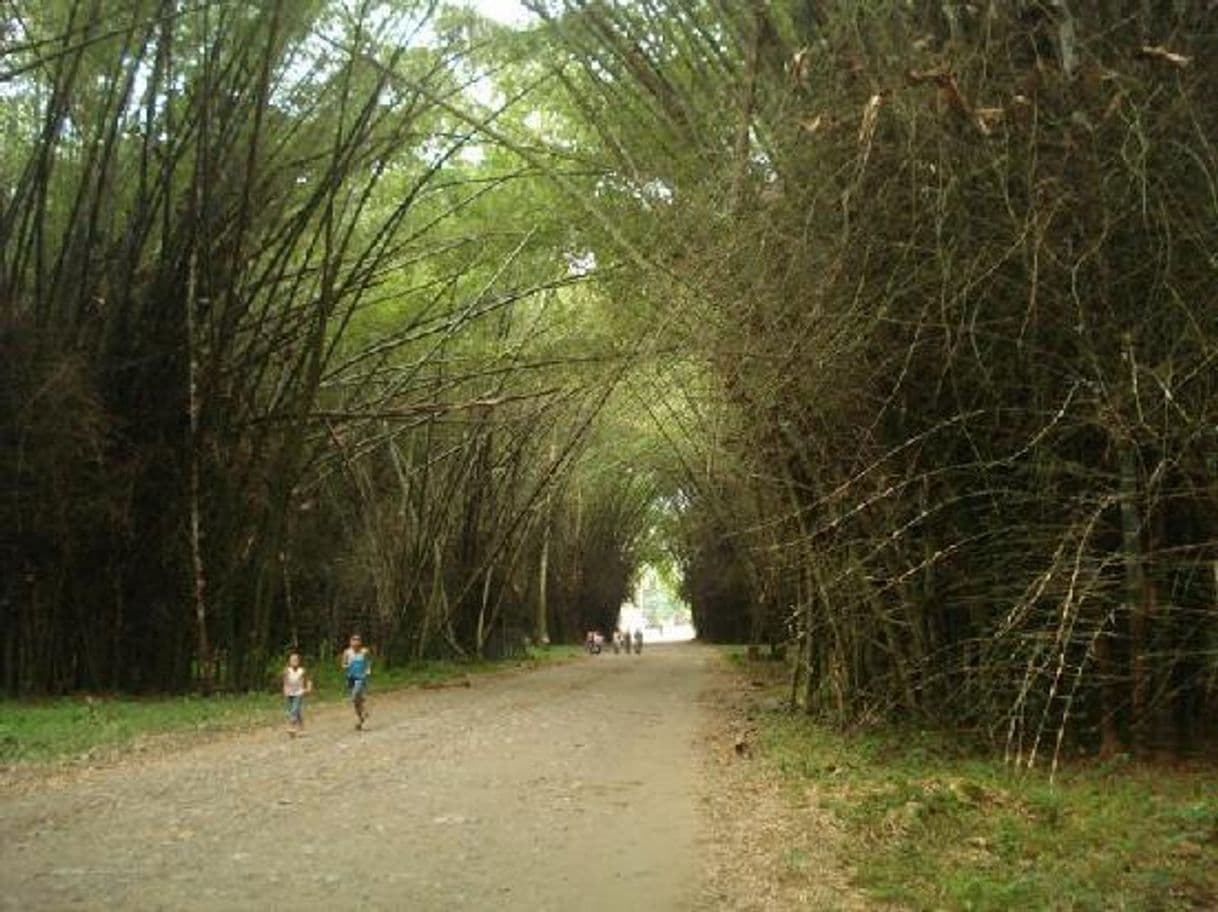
[744,667,1218,910]
[0,693,278,765]
[722,645,749,667]
[0,645,583,766]
[720,643,786,667]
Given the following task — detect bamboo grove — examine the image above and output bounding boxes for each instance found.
[535,0,1218,764]
[1,0,658,693]
[5,0,1218,764]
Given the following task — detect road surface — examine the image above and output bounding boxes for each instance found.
[0,644,714,910]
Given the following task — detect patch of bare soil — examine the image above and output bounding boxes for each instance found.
[696,657,877,911]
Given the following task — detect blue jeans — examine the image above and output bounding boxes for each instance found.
[286,694,303,724]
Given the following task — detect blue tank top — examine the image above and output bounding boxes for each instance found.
[346,650,368,680]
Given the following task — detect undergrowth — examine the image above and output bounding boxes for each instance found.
[737,657,1218,911]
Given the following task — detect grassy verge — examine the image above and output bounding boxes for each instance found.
[728,653,1218,911]
[0,646,583,766]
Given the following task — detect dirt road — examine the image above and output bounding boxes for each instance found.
[0,644,716,910]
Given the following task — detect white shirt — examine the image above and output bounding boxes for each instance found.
[283,667,307,697]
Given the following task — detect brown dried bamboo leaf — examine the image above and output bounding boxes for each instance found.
[974,106,1004,136]
[1138,45,1191,68]
[906,66,952,86]
[857,93,882,147]
[788,46,812,85]
[799,114,824,135]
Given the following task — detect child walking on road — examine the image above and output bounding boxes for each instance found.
[282,652,313,737]
[342,633,372,730]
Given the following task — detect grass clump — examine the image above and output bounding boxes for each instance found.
[0,694,278,765]
[0,645,583,766]
[756,702,1218,909]
[721,646,750,667]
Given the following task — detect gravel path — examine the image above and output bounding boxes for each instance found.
[0,644,714,910]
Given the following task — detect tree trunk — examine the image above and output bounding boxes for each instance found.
[536,439,558,646]
[1119,441,1154,752]
[1093,610,1123,758]
[186,163,212,696]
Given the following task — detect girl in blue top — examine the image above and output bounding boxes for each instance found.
[341,633,372,730]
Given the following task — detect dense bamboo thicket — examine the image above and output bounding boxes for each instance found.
[0,0,652,692]
[529,0,1218,761]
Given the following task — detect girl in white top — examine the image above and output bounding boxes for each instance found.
[282,652,312,736]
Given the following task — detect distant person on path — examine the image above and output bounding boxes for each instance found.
[633,629,643,655]
[612,630,624,654]
[341,633,372,730]
[282,652,313,737]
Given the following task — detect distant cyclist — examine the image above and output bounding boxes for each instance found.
[341,633,372,730]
